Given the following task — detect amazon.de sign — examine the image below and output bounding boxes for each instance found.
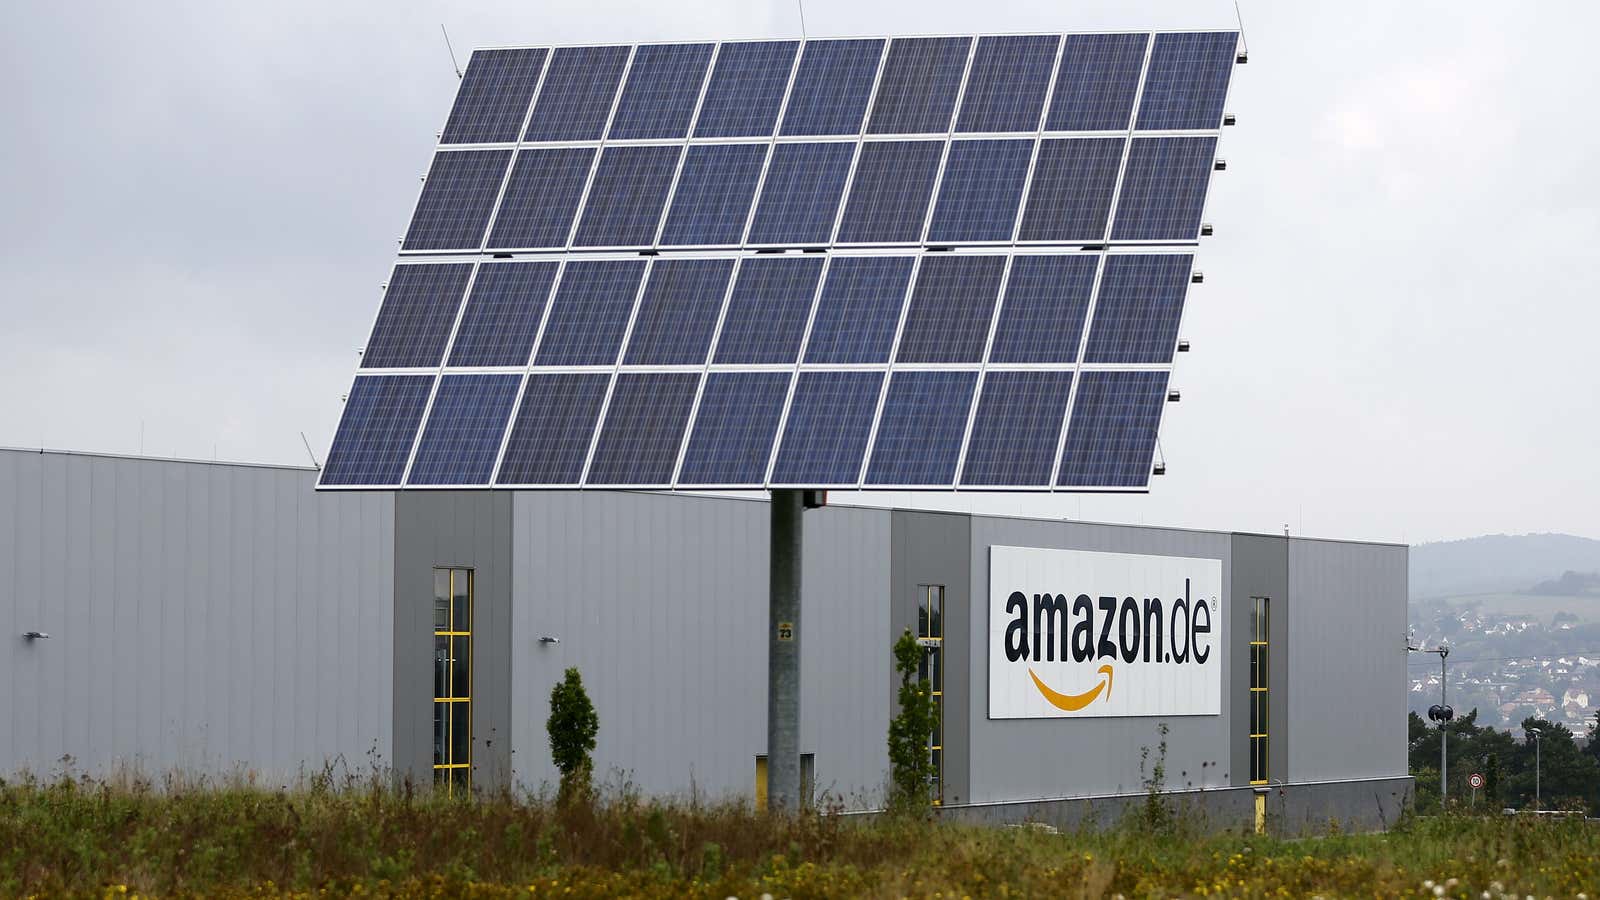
[988,546,1224,719]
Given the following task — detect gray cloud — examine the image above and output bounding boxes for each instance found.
[2,1,1595,543]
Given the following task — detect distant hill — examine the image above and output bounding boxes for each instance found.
[1528,570,1600,596]
[1410,533,1600,599]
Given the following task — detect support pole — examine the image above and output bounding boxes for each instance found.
[1533,730,1542,812]
[1440,649,1448,807]
[767,489,803,813]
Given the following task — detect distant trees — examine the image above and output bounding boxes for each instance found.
[1408,708,1600,812]
[1526,570,1600,596]
[1505,717,1599,811]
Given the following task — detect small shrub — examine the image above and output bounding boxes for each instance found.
[1137,722,1175,833]
[548,667,599,804]
[886,629,938,814]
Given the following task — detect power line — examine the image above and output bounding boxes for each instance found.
[1406,648,1600,666]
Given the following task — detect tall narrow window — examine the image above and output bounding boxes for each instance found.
[434,567,473,796]
[1249,596,1269,785]
[918,584,944,805]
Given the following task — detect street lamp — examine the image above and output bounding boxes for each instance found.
[1411,642,1452,806]
[1527,727,1542,812]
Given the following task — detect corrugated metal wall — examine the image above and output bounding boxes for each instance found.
[1286,537,1408,780]
[510,492,891,804]
[0,448,1406,807]
[0,449,395,782]
[393,492,515,790]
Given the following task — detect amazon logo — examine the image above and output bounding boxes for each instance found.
[1002,578,1214,712]
[988,546,1222,719]
[1030,663,1114,711]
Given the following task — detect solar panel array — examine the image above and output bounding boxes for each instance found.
[322,30,1238,491]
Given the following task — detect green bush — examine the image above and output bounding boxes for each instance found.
[886,629,938,813]
[548,667,599,803]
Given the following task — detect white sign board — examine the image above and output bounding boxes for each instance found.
[988,546,1223,719]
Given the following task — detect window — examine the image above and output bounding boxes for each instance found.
[434,567,473,796]
[918,584,944,805]
[1249,595,1269,785]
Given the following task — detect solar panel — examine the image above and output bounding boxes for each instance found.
[486,147,595,249]
[321,375,435,486]
[987,254,1097,364]
[956,35,1058,133]
[894,254,1005,364]
[1082,254,1193,363]
[1111,136,1217,241]
[447,261,559,367]
[713,256,825,364]
[408,374,523,485]
[1057,370,1169,487]
[803,256,915,364]
[746,141,856,245]
[780,39,885,136]
[572,145,683,248]
[608,43,714,140]
[867,37,971,135]
[770,371,883,486]
[1136,32,1237,131]
[835,140,944,243]
[926,139,1034,243]
[362,264,473,369]
[326,30,1240,492]
[497,373,610,485]
[402,150,511,251]
[621,258,735,365]
[442,49,548,145]
[864,371,977,485]
[694,40,799,138]
[523,45,630,142]
[533,260,646,366]
[960,370,1074,487]
[1045,33,1147,131]
[678,372,792,485]
[659,143,768,246]
[1016,138,1124,242]
[587,372,700,485]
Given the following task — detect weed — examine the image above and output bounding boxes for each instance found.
[0,775,1597,897]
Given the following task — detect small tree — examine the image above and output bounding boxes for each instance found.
[548,667,598,803]
[886,629,938,813]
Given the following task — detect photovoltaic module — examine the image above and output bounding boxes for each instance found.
[319,30,1240,491]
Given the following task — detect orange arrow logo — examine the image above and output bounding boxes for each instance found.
[1029,664,1114,711]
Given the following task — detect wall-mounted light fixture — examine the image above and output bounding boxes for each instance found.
[23,631,50,641]
[538,635,561,645]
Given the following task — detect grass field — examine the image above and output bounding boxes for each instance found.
[2,774,1598,898]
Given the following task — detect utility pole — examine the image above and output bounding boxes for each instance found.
[767,489,802,813]
[1440,647,1448,805]
[1411,642,1452,807]
[1528,727,1542,812]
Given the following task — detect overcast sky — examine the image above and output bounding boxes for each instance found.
[3,1,1596,545]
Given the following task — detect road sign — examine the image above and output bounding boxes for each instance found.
[1468,772,1484,789]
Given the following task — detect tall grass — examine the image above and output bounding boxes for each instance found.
[2,771,1597,898]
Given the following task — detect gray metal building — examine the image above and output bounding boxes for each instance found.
[1,447,1410,831]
